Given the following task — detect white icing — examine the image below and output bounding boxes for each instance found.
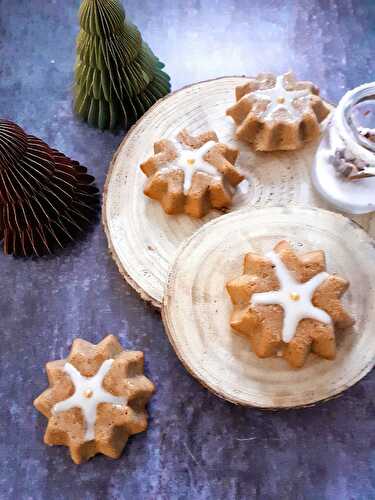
[160,140,221,194]
[247,75,310,122]
[237,179,250,195]
[52,359,126,442]
[251,251,332,343]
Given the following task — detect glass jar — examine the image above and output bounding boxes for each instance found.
[312,82,375,214]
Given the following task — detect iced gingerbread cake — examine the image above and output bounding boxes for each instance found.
[226,72,331,151]
[34,335,154,464]
[140,129,244,218]
[226,241,354,368]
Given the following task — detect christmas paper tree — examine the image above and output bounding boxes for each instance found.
[0,120,100,257]
[74,0,171,130]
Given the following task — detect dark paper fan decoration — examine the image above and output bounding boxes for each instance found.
[74,0,171,131]
[0,119,100,257]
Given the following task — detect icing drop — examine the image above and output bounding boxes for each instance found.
[251,251,332,343]
[160,140,221,194]
[248,75,310,122]
[52,359,126,442]
[237,178,250,195]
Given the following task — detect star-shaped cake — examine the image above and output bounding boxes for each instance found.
[140,129,244,218]
[226,72,331,151]
[226,241,354,368]
[34,335,155,464]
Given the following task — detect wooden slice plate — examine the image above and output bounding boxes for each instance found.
[103,77,374,308]
[162,206,375,408]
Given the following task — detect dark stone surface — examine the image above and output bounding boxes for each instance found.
[0,0,374,499]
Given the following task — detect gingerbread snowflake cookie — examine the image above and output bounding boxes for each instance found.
[34,335,154,464]
[140,129,245,218]
[226,241,354,368]
[226,72,331,151]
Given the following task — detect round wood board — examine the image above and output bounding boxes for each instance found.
[162,206,375,408]
[103,77,375,308]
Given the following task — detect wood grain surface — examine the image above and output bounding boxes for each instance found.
[162,206,375,408]
[104,78,375,307]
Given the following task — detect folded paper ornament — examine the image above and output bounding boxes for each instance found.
[0,120,100,257]
[74,0,171,130]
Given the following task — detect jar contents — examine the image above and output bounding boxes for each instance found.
[358,127,375,142]
[331,148,374,180]
[347,98,375,172]
[312,81,375,214]
[351,99,375,149]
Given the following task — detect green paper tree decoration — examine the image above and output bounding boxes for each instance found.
[74,0,171,130]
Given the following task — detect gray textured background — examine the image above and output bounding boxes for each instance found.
[0,1,374,499]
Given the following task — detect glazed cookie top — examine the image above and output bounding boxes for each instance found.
[34,335,155,464]
[244,74,312,122]
[251,249,332,343]
[226,240,354,368]
[140,129,245,218]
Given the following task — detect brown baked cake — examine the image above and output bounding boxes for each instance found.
[34,335,155,464]
[140,129,244,218]
[226,72,331,151]
[226,241,354,368]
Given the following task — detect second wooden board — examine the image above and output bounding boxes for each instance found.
[162,206,375,408]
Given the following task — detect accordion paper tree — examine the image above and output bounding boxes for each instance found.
[0,120,100,257]
[74,0,171,130]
